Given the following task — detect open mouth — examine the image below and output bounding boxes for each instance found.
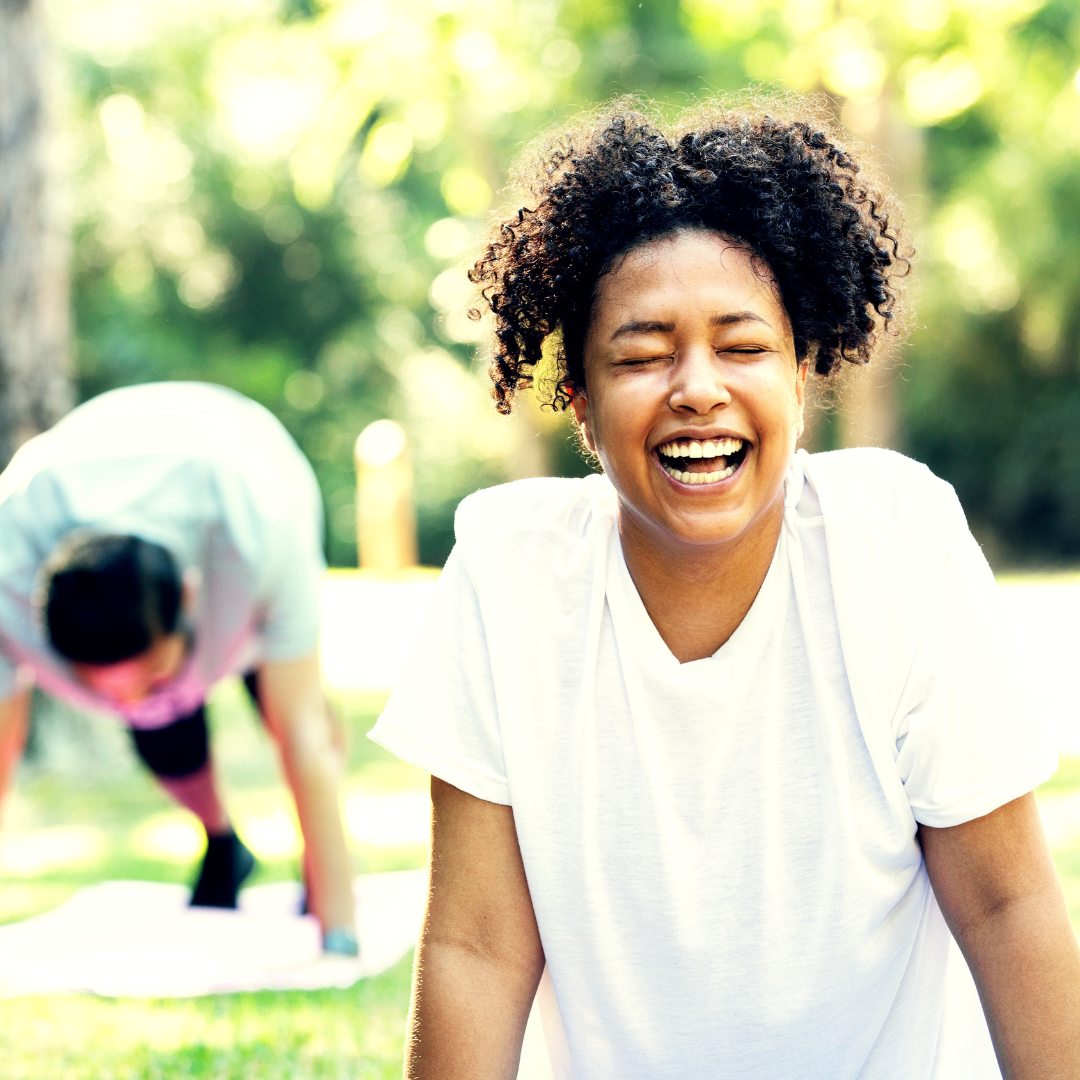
[655,437,749,486]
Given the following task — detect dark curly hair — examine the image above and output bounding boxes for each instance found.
[469,98,911,415]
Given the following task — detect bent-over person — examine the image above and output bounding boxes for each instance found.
[0,381,356,955]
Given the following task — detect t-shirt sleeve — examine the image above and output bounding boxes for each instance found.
[893,509,1057,828]
[367,547,510,805]
[260,542,325,661]
[257,488,326,662]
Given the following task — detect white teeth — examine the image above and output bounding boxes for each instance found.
[658,438,745,459]
[664,463,736,485]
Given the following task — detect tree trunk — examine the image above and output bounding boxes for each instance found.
[0,0,71,466]
[836,90,922,452]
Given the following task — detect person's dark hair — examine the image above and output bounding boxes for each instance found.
[469,97,911,414]
[43,534,183,665]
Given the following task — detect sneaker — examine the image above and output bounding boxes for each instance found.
[189,831,256,908]
[322,927,359,957]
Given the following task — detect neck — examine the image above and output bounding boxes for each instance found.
[617,494,784,663]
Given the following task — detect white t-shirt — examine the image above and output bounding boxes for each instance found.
[370,449,1056,1080]
[0,382,325,729]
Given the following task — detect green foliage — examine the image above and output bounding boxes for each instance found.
[60,0,1080,565]
[901,0,1080,561]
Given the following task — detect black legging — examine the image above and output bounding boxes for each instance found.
[129,672,262,779]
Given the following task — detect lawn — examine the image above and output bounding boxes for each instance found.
[0,962,413,1079]
[0,683,424,1078]
[3,684,1080,1077]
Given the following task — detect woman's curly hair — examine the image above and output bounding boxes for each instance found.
[469,98,911,415]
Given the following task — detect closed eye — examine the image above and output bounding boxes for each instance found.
[614,354,672,366]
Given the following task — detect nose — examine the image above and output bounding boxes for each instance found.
[668,346,731,415]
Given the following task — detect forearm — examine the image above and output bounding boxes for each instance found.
[277,720,355,932]
[258,657,355,934]
[407,937,543,1080]
[958,888,1080,1079]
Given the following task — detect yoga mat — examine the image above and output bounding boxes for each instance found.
[0,869,426,998]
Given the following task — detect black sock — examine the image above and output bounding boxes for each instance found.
[189,830,256,908]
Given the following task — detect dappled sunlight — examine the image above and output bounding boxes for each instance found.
[0,825,107,877]
[904,51,984,124]
[132,812,204,863]
[239,809,303,861]
[933,201,1020,313]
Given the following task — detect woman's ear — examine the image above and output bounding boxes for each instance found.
[569,386,595,453]
[794,362,809,440]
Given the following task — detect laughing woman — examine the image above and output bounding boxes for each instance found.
[369,102,1079,1079]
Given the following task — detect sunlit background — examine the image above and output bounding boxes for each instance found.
[5,3,1080,1071]
[50,0,1080,568]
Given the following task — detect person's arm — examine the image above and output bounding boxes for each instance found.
[255,654,355,939]
[0,688,30,828]
[407,776,544,1080]
[921,792,1080,1078]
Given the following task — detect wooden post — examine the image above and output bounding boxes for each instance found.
[354,420,418,571]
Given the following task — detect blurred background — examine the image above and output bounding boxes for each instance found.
[4,3,1080,1072]
[6,0,1080,571]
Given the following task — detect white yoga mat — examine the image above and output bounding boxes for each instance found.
[0,869,426,998]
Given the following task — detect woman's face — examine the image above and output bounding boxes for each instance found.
[572,230,807,556]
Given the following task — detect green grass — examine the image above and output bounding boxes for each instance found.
[0,683,423,1078]
[0,956,413,1079]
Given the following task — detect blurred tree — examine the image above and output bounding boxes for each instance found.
[57,0,1080,566]
[0,0,71,467]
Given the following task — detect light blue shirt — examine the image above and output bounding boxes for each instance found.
[0,382,325,728]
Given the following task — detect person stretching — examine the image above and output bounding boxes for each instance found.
[0,381,357,955]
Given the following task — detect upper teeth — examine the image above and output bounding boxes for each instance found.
[657,438,744,459]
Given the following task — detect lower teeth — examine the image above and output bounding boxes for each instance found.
[664,463,735,485]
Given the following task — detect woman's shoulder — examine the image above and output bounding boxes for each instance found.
[453,474,614,559]
[456,473,612,536]
[800,448,966,539]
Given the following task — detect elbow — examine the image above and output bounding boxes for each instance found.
[277,718,344,779]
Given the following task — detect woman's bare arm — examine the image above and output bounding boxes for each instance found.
[921,792,1080,1079]
[407,776,545,1080]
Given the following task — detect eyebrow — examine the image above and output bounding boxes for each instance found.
[609,310,772,340]
[609,319,673,340]
[712,311,771,328]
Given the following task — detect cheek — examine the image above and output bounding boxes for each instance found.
[755,368,802,429]
[586,394,642,467]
